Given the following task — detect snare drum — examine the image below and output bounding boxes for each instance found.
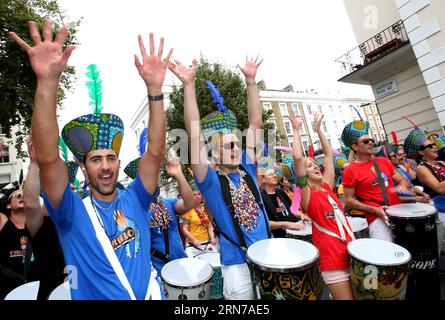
[161,258,213,300]
[386,203,441,300]
[247,238,322,300]
[196,252,223,300]
[285,222,313,243]
[347,217,369,239]
[347,238,411,300]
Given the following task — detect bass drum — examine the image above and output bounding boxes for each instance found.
[347,238,411,300]
[247,238,323,300]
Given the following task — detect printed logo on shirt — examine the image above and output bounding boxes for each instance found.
[325,211,335,219]
[111,210,141,258]
[371,172,389,187]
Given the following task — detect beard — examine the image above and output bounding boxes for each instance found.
[89,178,118,196]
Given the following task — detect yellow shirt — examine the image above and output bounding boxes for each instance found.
[182,208,210,243]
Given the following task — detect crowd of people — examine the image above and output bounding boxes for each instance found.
[0,19,444,300]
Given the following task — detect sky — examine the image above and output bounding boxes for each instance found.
[55,0,374,170]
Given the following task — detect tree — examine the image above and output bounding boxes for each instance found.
[166,56,279,181]
[0,0,81,158]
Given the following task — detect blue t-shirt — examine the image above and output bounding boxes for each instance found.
[42,175,156,300]
[150,197,187,274]
[195,151,270,265]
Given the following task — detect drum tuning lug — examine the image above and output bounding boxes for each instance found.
[424,223,434,231]
[178,294,188,300]
[199,290,206,299]
[405,224,415,233]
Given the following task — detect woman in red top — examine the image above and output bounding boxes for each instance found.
[287,106,354,300]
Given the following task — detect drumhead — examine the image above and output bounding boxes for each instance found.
[247,238,319,272]
[347,238,411,266]
[386,203,436,218]
[285,222,312,236]
[161,258,213,287]
[347,217,368,232]
[196,252,221,268]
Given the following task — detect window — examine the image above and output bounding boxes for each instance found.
[262,102,272,111]
[370,119,375,128]
[373,133,379,142]
[284,121,293,135]
[311,121,317,132]
[328,105,333,113]
[342,120,346,127]
[317,105,322,113]
[333,121,338,131]
[302,140,308,151]
[299,125,306,135]
[289,141,294,148]
[279,103,288,117]
[338,105,342,113]
[322,122,327,132]
[349,105,354,114]
[291,103,300,115]
[306,105,312,115]
[0,138,9,163]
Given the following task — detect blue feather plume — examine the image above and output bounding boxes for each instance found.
[353,106,364,121]
[139,127,148,155]
[205,80,227,112]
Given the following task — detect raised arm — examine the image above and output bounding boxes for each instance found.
[287,105,311,211]
[9,20,75,208]
[314,112,334,188]
[134,33,173,195]
[168,59,208,182]
[165,160,194,214]
[238,56,264,162]
[23,135,47,237]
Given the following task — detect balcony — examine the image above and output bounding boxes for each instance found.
[335,20,416,85]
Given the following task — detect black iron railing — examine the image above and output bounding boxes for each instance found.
[336,20,410,77]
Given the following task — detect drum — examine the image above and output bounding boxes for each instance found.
[347,217,369,239]
[247,238,322,300]
[386,203,441,300]
[285,222,313,243]
[196,252,223,300]
[347,238,411,300]
[161,258,213,300]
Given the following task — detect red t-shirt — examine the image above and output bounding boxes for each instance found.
[306,183,353,271]
[342,157,401,225]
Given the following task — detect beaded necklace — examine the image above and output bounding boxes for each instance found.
[149,198,172,230]
[216,167,260,232]
[195,205,209,225]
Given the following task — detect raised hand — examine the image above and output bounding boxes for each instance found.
[238,55,263,80]
[8,19,75,81]
[134,33,173,93]
[314,112,324,131]
[287,105,302,131]
[165,159,183,178]
[167,58,197,85]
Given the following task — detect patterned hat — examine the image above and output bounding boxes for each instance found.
[200,81,237,144]
[341,120,369,148]
[124,157,141,180]
[66,161,79,184]
[403,128,426,157]
[281,155,296,184]
[257,156,275,175]
[0,182,20,213]
[434,136,445,150]
[275,165,284,182]
[334,154,348,173]
[62,113,124,163]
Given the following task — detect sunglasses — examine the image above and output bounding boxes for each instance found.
[358,138,375,145]
[420,143,435,151]
[397,153,406,157]
[8,192,23,201]
[222,141,241,150]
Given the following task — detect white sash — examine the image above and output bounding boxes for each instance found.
[312,195,355,242]
[83,198,161,300]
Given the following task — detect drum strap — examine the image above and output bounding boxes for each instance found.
[150,229,170,262]
[83,198,161,300]
[372,159,389,206]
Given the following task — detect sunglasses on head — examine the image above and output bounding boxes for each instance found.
[222,141,241,150]
[420,143,435,151]
[358,138,375,145]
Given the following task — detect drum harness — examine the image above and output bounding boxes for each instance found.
[214,165,272,253]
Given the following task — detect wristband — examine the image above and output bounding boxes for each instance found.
[246,80,256,86]
[148,94,164,101]
[295,175,308,188]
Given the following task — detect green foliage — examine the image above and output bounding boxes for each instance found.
[167,56,279,180]
[0,0,81,158]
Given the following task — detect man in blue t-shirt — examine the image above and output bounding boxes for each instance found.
[125,159,194,274]
[168,56,270,299]
[9,21,173,299]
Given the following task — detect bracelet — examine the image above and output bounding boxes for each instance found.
[295,175,308,188]
[148,94,164,101]
[246,79,256,86]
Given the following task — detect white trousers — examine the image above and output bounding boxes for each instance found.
[369,218,393,242]
[221,263,255,300]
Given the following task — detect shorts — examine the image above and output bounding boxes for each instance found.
[221,263,254,300]
[369,218,393,242]
[321,269,351,285]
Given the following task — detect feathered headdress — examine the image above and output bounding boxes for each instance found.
[200,81,237,144]
[402,116,426,157]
